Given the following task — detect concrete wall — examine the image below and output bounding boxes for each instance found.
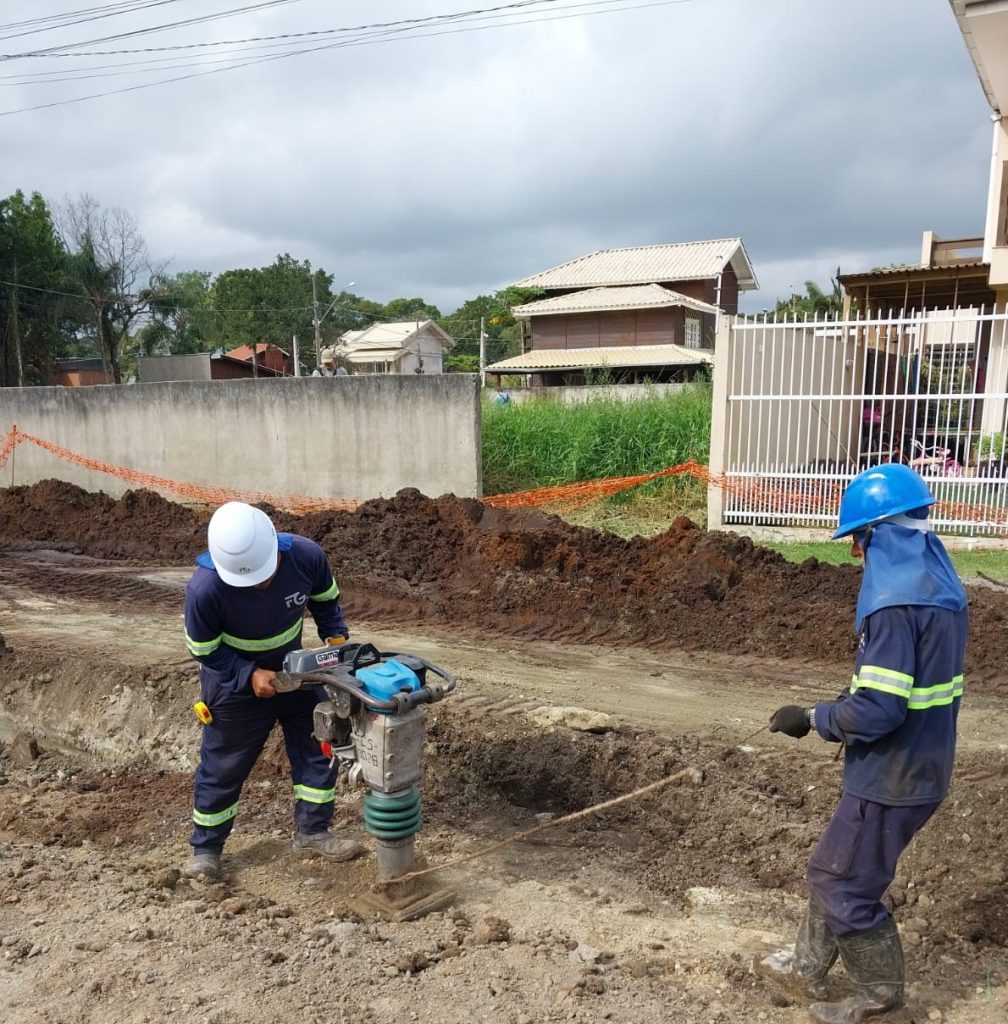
[1,374,482,501]
[496,383,688,405]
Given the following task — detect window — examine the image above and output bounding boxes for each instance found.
[684,312,701,349]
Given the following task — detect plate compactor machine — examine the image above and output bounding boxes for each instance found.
[274,641,456,921]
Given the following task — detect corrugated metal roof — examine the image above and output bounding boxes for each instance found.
[512,284,718,318]
[511,238,757,291]
[838,261,988,283]
[485,344,711,373]
[344,348,402,364]
[339,320,455,352]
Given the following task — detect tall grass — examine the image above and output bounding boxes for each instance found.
[482,383,712,495]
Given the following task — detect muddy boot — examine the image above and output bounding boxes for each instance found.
[181,852,221,879]
[293,831,364,862]
[755,899,838,1000]
[808,917,904,1024]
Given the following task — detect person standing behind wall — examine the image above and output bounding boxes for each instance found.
[313,348,348,377]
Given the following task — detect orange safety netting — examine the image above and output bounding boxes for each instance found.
[481,460,713,511]
[0,425,356,515]
[3,423,1007,527]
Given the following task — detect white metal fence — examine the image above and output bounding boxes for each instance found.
[710,308,1008,536]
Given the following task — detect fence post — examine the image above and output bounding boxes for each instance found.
[707,314,732,531]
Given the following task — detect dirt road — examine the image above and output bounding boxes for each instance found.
[2,548,1007,1024]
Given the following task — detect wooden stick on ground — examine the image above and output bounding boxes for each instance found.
[379,764,704,889]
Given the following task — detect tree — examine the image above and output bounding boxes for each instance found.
[0,190,69,386]
[59,194,160,384]
[208,254,330,362]
[140,270,214,355]
[770,272,844,320]
[438,287,540,370]
[382,297,441,322]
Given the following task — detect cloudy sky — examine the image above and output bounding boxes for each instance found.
[0,0,995,313]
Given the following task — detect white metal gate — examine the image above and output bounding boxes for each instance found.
[709,308,1008,536]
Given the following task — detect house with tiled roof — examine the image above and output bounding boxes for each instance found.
[225,343,293,376]
[488,238,758,386]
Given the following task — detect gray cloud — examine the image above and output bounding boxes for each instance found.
[0,0,994,313]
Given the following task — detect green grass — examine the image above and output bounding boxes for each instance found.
[766,541,1008,580]
[482,383,712,495]
[480,387,1008,570]
[563,476,708,537]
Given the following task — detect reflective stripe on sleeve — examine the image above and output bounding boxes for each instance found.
[907,675,964,710]
[310,580,339,602]
[221,618,303,653]
[293,783,336,804]
[852,664,914,699]
[186,631,223,657]
[192,801,239,827]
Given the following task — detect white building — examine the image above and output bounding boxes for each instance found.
[338,320,455,375]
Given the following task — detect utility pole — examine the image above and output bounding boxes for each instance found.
[479,316,487,388]
[251,340,258,378]
[292,334,301,377]
[312,274,322,371]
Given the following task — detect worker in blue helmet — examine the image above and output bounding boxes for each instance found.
[758,464,968,1024]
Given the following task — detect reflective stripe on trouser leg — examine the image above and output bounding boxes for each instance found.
[806,795,940,935]
[190,680,279,854]
[279,686,338,835]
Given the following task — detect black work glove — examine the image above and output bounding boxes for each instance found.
[769,705,811,739]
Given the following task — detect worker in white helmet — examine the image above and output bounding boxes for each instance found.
[181,501,362,879]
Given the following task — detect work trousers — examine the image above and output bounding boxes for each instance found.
[190,677,336,854]
[807,792,940,935]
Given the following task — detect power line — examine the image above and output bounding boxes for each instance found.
[2,0,307,54]
[4,0,558,58]
[0,0,687,114]
[0,1,187,42]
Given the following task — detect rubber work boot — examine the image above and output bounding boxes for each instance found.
[755,899,838,1001]
[808,917,905,1024]
[181,852,221,879]
[292,831,364,862]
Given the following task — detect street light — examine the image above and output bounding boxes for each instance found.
[312,277,356,369]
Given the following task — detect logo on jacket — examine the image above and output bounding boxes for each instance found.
[284,591,309,609]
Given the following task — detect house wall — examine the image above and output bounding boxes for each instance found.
[658,267,739,313]
[497,382,688,405]
[398,331,447,375]
[1,375,481,501]
[211,361,259,381]
[530,308,685,349]
[983,116,1008,285]
[51,369,111,387]
[139,354,213,382]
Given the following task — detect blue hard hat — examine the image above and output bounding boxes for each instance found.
[833,463,936,539]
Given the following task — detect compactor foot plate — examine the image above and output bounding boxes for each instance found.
[352,885,455,923]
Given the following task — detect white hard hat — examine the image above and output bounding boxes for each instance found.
[207,502,278,587]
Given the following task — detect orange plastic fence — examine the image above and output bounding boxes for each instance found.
[3,423,1006,527]
[0,425,356,515]
[481,460,713,511]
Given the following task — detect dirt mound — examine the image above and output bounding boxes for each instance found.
[3,481,1008,688]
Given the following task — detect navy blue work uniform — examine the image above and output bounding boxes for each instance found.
[807,523,968,935]
[183,533,348,854]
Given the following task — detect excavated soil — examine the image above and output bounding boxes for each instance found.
[3,481,1008,690]
[3,480,1008,1023]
